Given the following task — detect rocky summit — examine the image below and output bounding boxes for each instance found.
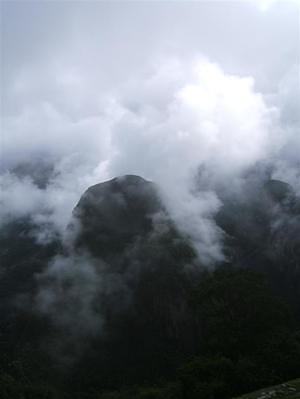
[72,175,168,258]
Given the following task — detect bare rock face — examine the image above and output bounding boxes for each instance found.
[72,175,167,260]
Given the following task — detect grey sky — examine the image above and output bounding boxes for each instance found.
[2,1,299,112]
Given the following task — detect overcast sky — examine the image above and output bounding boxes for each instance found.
[1,0,299,262]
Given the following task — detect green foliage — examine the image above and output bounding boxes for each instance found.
[193,268,294,357]
[0,373,20,399]
[93,268,300,399]
[179,356,234,398]
[0,372,59,399]
[96,383,181,399]
[190,267,300,395]
[97,392,123,399]
[1,267,299,399]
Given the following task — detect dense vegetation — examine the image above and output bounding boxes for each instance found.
[0,176,299,398]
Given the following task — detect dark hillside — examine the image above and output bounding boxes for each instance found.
[0,176,299,398]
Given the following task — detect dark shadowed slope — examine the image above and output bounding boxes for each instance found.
[216,178,300,316]
[72,175,167,259]
[1,175,300,398]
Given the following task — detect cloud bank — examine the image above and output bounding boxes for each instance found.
[1,55,299,262]
[1,1,299,264]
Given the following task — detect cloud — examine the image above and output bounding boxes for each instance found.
[1,55,292,264]
[271,65,300,194]
[36,253,103,336]
[105,57,282,262]
[249,0,300,12]
[33,252,108,362]
[0,173,45,222]
[1,1,298,264]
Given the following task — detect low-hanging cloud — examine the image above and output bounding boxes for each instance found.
[1,55,299,262]
[36,253,103,336]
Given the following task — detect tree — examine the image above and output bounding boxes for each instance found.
[191,267,300,394]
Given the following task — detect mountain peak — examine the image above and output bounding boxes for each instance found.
[263,179,293,203]
[72,175,164,258]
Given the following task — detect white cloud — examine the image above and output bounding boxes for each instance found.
[1,1,298,264]
[1,56,289,263]
[250,0,300,12]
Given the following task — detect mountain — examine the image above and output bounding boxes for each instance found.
[72,175,172,258]
[0,175,299,399]
[216,179,300,316]
[68,175,198,387]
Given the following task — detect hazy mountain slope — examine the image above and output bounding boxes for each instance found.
[0,175,300,398]
[67,175,199,387]
[216,179,300,315]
